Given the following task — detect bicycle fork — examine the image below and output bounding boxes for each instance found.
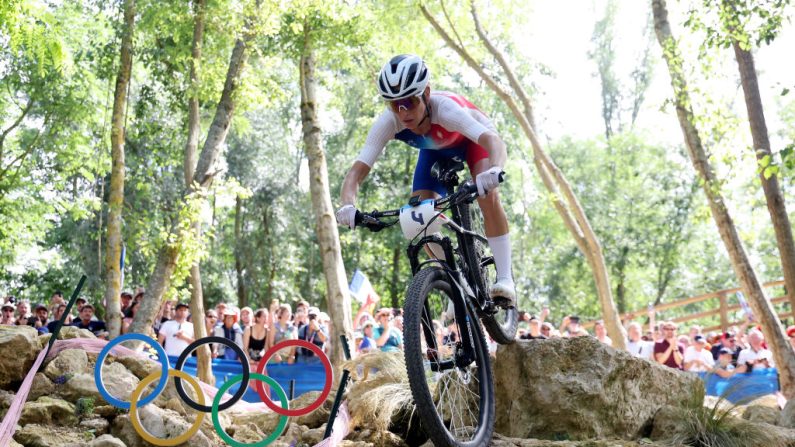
[410,236,480,371]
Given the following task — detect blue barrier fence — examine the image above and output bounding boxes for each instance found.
[170,356,329,403]
[174,356,779,405]
[697,368,779,403]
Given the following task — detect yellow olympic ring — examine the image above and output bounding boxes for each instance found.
[130,369,206,446]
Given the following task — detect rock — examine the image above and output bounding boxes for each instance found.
[88,434,126,447]
[93,405,120,419]
[13,424,91,447]
[747,394,782,409]
[302,426,327,445]
[80,417,111,436]
[781,398,795,428]
[20,396,78,426]
[292,390,335,429]
[346,428,408,446]
[111,407,212,447]
[57,363,138,405]
[0,388,14,419]
[743,404,781,425]
[0,325,43,386]
[56,326,97,339]
[494,337,703,440]
[649,405,685,441]
[229,408,283,435]
[9,439,24,447]
[29,373,56,401]
[44,349,88,380]
[114,355,159,380]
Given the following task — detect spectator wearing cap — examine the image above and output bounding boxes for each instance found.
[684,335,715,372]
[120,292,133,314]
[71,304,108,339]
[654,321,684,370]
[214,306,245,361]
[787,325,795,350]
[712,347,747,378]
[374,308,403,352]
[297,307,329,363]
[520,315,546,340]
[1,303,16,325]
[737,329,775,370]
[32,304,50,331]
[560,315,582,337]
[626,322,654,360]
[710,331,740,365]
[158,303,195,357]
[358,319,377,354]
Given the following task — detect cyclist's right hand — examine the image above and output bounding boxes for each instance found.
[336,204,357,230]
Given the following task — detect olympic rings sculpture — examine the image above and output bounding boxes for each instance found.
[94,333,333,447]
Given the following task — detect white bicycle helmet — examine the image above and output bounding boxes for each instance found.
[377,54,430,100]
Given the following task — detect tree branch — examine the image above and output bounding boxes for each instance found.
[470,0,536,129]
[439,0,466,51]
[0,98,33,160]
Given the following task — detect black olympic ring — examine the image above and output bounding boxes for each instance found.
[174,336,251,412]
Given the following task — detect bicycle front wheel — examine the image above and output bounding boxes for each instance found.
[403,267,495,447]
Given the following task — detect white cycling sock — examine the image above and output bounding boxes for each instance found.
[487,233,513,282]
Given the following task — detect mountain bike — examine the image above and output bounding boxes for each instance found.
[355,157,518,447]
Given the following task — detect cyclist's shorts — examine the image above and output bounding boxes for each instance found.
[412,142,489,196]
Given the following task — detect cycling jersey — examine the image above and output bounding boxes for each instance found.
[356,91,496,195]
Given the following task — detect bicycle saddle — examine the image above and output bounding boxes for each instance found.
[430,157,466,179]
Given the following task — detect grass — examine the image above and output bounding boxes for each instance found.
[341,350,417,433]
[665,375,788,447]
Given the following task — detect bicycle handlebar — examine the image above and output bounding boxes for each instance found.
[354,173,504,232]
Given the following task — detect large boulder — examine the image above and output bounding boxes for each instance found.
[781,398,795,428]
[29,373,56,401]
[20,396,78,426]
[0,325,43,386]
[494,337,703,440]
[743,404,781,425]
[44,349,88,380]
[13,424,90,447]
[111,406,213,447]
[56,362,138,405]
[56,326,96,340]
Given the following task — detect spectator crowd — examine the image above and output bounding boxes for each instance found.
[1,288,788,382]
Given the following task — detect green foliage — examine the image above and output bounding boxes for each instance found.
[685,0,792,49]
[75,397,95,418]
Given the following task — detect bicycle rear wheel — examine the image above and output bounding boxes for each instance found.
[459,201,518,344]
[403,267,495,447]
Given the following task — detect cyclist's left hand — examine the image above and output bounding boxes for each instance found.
[476,166,504,196]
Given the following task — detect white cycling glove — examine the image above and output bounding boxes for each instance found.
[475,167,504,196]
[336,204,357,230]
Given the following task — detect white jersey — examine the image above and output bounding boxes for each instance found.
[159,319,194,357]
[356,91,497,168]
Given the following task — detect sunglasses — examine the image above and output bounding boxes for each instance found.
[388,95,422,113]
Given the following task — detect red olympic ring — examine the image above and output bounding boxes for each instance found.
[255,339,333,416]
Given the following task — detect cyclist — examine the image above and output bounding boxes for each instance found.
[336,54,515,306]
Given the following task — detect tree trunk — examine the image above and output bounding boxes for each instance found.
[390,247,400,309]
[732,41,795,313]
[104,0,135,340]
[299,29,353,369]
[235,195,246,307]
[652,0,795,397]
[421,2,626,349]
[130,30,251,336]
[183,0,211,385]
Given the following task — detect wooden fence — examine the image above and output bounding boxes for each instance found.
[582,280,791,333]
